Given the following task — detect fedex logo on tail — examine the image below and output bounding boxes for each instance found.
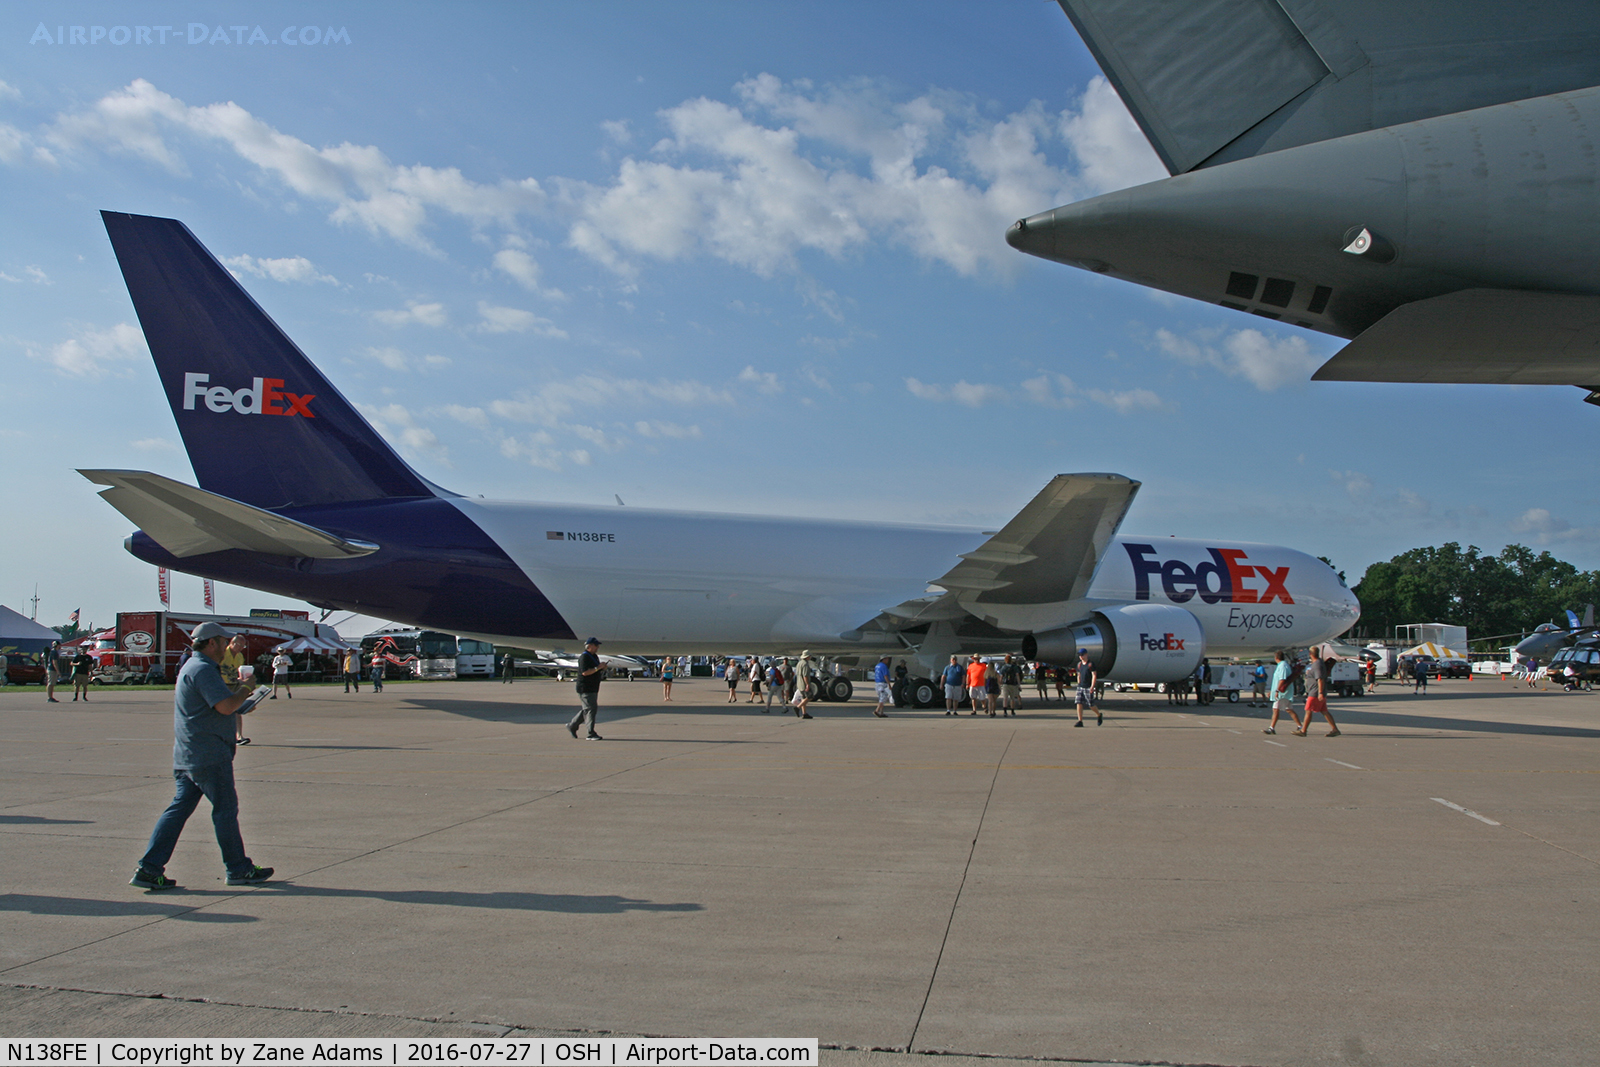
[183,373,315,417]
[1124,543,1293,605]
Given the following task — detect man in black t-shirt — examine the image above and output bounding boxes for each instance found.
[566,637,606,740]
[71,649,94,701]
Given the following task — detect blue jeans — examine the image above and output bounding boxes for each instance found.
[139,763,252,878]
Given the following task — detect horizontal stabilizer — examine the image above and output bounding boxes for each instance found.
[1313,290,1600,385]
[932,473,1140,606]
[80,469,379,559]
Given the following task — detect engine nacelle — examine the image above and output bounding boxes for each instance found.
[1022,603,1204,683]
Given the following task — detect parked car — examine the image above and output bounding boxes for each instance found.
[2,654,47,685]
[1436,658,1471,678]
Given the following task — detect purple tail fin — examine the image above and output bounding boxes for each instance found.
[102,211,437,508]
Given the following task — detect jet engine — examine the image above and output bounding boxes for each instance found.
[1022,603,1204,682]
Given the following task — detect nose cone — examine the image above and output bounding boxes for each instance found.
[1339,583,1362,631]
[1005,211,1054,254]
[1005,193,1129,274]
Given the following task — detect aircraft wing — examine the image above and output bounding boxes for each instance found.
[1058,0,1600,174]
[932,473,1139,607]
[1312,290,1600,387]
[80,469,379,559]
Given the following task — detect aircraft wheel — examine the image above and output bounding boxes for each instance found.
[826,676,853,702]
[906,677,938,708]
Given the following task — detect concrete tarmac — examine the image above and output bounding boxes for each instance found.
[1,675,1596,1066]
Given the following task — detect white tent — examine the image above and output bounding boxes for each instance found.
[271,635,352,652]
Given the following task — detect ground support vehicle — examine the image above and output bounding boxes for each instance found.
[1329,659,1366,697]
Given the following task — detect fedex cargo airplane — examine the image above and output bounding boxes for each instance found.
[83,212,1359,701]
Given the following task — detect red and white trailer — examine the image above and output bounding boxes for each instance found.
[116,610,343,683]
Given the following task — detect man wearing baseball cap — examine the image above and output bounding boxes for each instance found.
[567,637,606,740]
[130,621,272,890]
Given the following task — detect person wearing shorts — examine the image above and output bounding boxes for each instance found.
[965,655,988,716]
[1000,654,1022,716]
[1074,648,1099,726]
[941,656,964,715]
[724,658,741,702]
[1264,650,1303,734]
[872,655,893,718]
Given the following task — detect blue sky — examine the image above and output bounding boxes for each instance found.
[2,1,1593,636]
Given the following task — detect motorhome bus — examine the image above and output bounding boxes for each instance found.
[361,629,492,679]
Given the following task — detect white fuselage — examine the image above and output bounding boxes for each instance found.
[455,499,1360,659]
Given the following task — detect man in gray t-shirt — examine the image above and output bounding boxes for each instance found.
[130,621,273,891]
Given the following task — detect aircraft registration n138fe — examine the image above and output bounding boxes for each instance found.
[85,212,1359,703]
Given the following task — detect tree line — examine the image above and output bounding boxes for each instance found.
[1349,543,1600,650]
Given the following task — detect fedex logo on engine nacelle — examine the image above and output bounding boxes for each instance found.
[1124,543,1293,605]
[182,372,315,417]
[1139,632,1185,651]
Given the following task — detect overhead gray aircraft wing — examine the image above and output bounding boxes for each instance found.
[932,473,1139,607]
[1312,290,1600,388]
[1058,0,1600,173]
[80,469,379,559]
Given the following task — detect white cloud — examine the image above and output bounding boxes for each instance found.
[372,301,447,327]
[358,402,448,464]
[904,376,1006,407]
[634,420,702,439]
[490,375,733,426]
[1154,326,1322,391]
[1058,76,1167,194]
[224,253,338,285]
[558,72,1156,281]
[476,301,567,337]
[568,423,628,452]
[1510,508,1600,545]
[492,248,544,292]
[25,73,1163,296]
[1085,386,1164,414]
[39,322,148,377]
[498,430,594,472]
[441,404,489,429]
[1329,469,1374,501]
[1021,372,1166,414]
[738,366,783,394]
[367,346,411,372]
[2,265,50,284]
[41,79,547,250]
[131,437,180,453]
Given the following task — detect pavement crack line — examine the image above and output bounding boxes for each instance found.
[905,730,1014,1053]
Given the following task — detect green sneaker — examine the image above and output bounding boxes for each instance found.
[130,869,179,891]
[226,865,275,886]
